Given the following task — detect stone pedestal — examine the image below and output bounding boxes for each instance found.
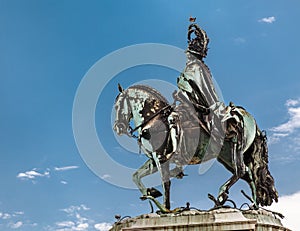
[110,208,291,231]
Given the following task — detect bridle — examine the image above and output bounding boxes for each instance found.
[116,90,174,140]
[128,104,173,138]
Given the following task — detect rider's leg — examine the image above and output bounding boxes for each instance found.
[166,112,180,160]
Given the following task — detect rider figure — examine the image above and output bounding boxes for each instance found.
[176,20,247,182]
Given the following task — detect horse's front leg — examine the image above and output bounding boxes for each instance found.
[132,159,158,197]
[151,152,171,210]
[133,158,171,213]
[161,161,171,210]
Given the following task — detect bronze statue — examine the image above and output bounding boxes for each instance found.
[113,20,278,213]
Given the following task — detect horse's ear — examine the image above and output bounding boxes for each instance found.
[118,83,124,93]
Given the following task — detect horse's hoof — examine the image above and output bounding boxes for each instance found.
[217,192,228,205]
[147,187,162,198]
[176,171,187,179]
[208,193,221,207]
[250,203,259,210]
[140,195,148,201]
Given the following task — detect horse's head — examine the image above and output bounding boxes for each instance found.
[113,84,133,136]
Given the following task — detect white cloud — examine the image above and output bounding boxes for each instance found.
[268,99,300,161]
[0,210,36,229]
[268,132,289,144]
[259,16,276,23]
[50,204,112,231]
[56,221,75,228]
[268,191,300,230]
[17,165,80,184]
[55,218,89,230]
[271,99,300,134]
[17,169,50,180]
[1,213,11,220]
[234,37,246,44]
[75,223,89,230]
[9,221,23,229]
[61,205,90,214]
[75,213,88,223]
[94,222,112,231]
[54,205,91,230]
[286,99,300,107]
[13,211,24,216]
[54,166,79,171]
[55,209,89,231]
[0,211,24,220]
[272,133,289,138]
[80,205,90,211]
[55,220,89,230]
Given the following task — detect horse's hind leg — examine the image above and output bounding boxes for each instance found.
[232,132,246,177]
[245,166,258,208]
[218,134,246,205]
[217,174,239,205]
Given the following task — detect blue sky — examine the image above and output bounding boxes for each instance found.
[1,1,300,230]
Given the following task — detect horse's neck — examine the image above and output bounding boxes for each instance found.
[132,107,144,129]
[126,88,168,134]
[127,95,145,132]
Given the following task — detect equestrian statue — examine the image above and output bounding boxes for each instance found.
[113,20,278,213]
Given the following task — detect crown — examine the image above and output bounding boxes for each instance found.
[187,22,210,60]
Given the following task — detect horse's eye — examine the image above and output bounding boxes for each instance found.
[141,129,151,140]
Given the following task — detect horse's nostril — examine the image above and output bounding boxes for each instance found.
[114,123,126,135]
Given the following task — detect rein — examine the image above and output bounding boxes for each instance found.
[119,85,175,140]
[128,104,173,138]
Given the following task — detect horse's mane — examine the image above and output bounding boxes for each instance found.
[128,85,169,104]
[244,129,278,206]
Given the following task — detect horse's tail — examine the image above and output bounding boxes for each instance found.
[248,128,278,207]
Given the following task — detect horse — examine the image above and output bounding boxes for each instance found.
[113,84,278,213]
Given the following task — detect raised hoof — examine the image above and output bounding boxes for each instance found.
[140,195,148,201]
[147,187,162,198]
[176,171,187,179]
